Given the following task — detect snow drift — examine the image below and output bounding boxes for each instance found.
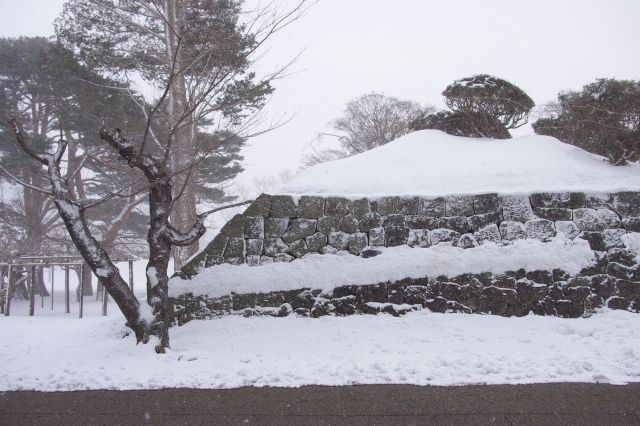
[280,130,640,197]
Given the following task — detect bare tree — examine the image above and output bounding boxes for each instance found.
[331,93,432,155]
[57,0,313,269]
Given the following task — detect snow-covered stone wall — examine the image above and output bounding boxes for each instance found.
[181,191,640,276]
[171,191,640,323]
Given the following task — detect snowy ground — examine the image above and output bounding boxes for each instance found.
[1,306,639,391]
[280,130,640,197]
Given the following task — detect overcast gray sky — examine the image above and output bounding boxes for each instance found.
[1,0,639,192]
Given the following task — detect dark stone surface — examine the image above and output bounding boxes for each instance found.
[243,216,264,239]
[243,193,272,217]
[328,231,350,250]
[305,232,327,252]
[446,195,474,216]
[361,248,382,258]
[384,226,410,247]
[396,197,419,215]
[246,239,264,256]
[607,296,630,310]
[375,196,399,216]
[473,193,500,214]
[264,217,289,238]
[263,238,290,256]
[387,282,404,304]
[333,285,359,298]
[622,217,640,232]
[616,280,640,300]
[578,231,606,251]
[329,296,357,316]
[324,197,351,217]
[417,197,445,217]
[612,191,640,217]
[271,195,298,218]
[406,215,438,229]
[348,232,368,255]
[530,192,586,208]
[556,300,584,318]
[223,237,245,263]
[350,198,371,219]
[438,216,471,234]
[317,216,340,235]
[430,228,460,245]
[359,212,384,232]
[573,208,605,232]
[532,207,572,221]
[298,196,325,219]
[468,211,501,232]
[289,239,308,258]
[219,214,244,238]
[282,218,317,244]
[368,227,385,247]
[339,215,359,233]
[384,214,406,227]
[356,283,387,305]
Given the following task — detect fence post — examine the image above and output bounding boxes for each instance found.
[102,285,108,316]
[29,266,35,316]
[65,266,70,314]
[128,260,134,293]
[5,265,12,316]
[0,267,5,315]
[51,266,55,310]
[79,264,84,319]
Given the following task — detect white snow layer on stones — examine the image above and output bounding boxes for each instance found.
[169,237,594,299]
[280,130,640,197]
[2,309,639,390]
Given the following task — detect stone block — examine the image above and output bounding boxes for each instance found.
[585,193,614,210]
[350,198,371,219]
[473,193,500,214]
[319,245,339,255]
[573,208,605,231]
[468,211,501,231]
[369,227,385,247]
[358,212,383,232]
[417,197,446,217]
[430,228,461,245]
[525,219,556,241]
[317,216,340,235]
[246,239,263,256]
[289,239,308,258]
[328,231,350,250]
[406,215,438,229]
[281,218,317,244]
[596,209,621,228]
[457,233,478,249]
[530,192,586,208]
[348,232,368,255]
[384,214,406,227]
[578,231,606,251]
[329,296,357,316]
[612,192,640,217]
[555,221,580,239]
[246,255,261,267]
[565,286,591,302]
[396,197,419,215]
[339,215,359,233]
[223,237,245,262]
[305,232,327,252]
[616,280,640,300]
[474,224,501,245]
[264,217,289,238]
[263,238,290,256]
[404,285,429,305]
[533,207,572,222]
[603,229,626,250]
[273,253,294,263]
[243,193,272,217]
[270,195,298,218]
[556,300,584,318]
[204,234,228,257]
[446,195,474,216]
[219,214,244,238]
[375,196,399,215]
[243,216,264,239]
[407,229,431,248]
[439,216,471,234]
[501,195,535,222]
[384,226,410,246]
[500,221,526,242]
[607,296,630,310]
[297,196,325,218]
[324,197,351,217]
[356,283,387,304]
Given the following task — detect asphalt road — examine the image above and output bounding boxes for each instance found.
[1,383,639,425]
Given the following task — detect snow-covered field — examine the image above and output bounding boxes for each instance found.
[1,306,639,391]
[280,130,640,197]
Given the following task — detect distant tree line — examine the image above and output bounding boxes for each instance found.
[312,75,639,166]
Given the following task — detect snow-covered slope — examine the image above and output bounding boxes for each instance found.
[281,130,640,197]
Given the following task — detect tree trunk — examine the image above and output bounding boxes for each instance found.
[164,0,199,270]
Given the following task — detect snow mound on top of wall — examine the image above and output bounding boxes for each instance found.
[280,130,640,197]
[169,236,594,299]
